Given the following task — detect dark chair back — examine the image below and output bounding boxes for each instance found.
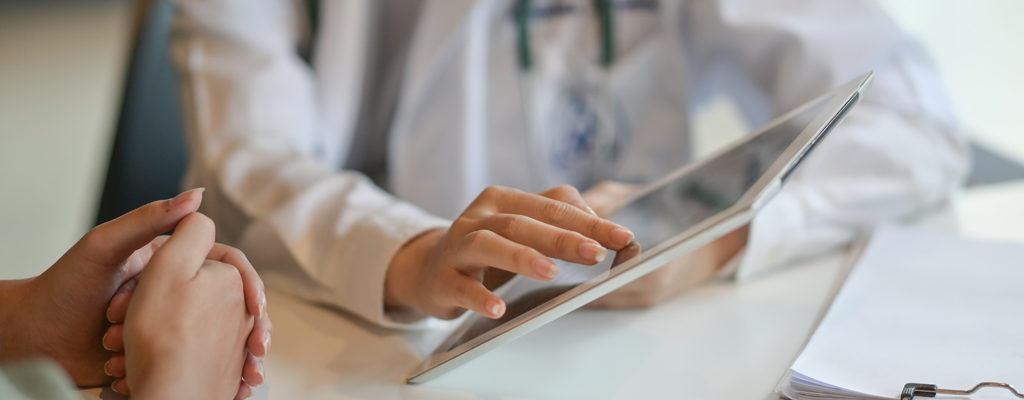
[95,0,187,225]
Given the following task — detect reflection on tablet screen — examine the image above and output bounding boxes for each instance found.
[443,97,826,352]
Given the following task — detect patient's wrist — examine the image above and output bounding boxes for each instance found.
[132,376,184,400]
[130,358,197,400]
[0,279,34,360]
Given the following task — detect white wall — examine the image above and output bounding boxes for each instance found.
[0,1,131,279]
[880,0,1024,162]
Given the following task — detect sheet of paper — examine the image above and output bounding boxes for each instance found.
[790,225,1024,398]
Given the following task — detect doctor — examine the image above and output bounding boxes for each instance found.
[169,0,968,326]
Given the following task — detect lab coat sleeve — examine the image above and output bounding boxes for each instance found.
[686,0,970,279]
[170,0,449,327]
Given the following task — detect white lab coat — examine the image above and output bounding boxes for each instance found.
[170,0,969,327]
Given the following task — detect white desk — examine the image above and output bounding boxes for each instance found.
[253,251,849,400]
[247,204,986,400]
[79,242,848,400]
[956,180,1024,243]
[82,183,1024,400]
[246,196,1001,400]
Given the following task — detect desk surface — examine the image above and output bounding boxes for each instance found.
[251,250,848,400]
[81,183,1024,400]
[248,200,996,400]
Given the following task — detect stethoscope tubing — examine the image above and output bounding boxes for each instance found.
[515,0,619,190]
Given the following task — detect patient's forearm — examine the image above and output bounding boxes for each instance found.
[0,279,32,360]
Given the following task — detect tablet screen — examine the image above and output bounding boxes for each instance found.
[439,96,830,352]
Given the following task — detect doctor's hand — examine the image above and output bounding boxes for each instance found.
[581,182,749,308]
[0,189,203,387]
[385,185,635,320]
[123,213,254,400]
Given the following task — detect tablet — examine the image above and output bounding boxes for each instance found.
[407,72,874,383]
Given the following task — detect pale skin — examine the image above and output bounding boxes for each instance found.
[102,240,271,398]
[385,185,636,319]
[0,190,270,399]
[386,182,748,319]
[123,213,253,400]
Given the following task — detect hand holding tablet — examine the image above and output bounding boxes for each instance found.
[385,185,635,320]
[582,182,749,309]
[408,72,874,383]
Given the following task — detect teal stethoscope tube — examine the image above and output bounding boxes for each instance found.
[515,0,618,190]
[515,0,616,71]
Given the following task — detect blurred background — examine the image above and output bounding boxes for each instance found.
[1,0,1022,279]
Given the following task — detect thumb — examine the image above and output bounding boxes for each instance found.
[73,188,205,266]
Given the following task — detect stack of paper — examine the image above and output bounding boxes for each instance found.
[776,226,1024,400]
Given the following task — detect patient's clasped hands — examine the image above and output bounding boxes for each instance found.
[0,189,271,399]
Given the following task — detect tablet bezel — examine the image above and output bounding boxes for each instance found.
[407,72,873,384]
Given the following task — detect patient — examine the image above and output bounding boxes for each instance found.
[0,190,271,399]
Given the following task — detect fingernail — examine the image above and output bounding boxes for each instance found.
[257,291,266,319]
[578,241,607,263]
[120,278,138,293]
[257,361,265,382]
[532,258,558,280]
[260,290,268,319]
[170,187,205,208]
[105,305,116,324]
[111,381,124,395]
[586,205,598,216]
[487,300,505,318]
[103,359,113,377]
[611,227,634,247]
[262,335,271,355]
[101,331,113,351]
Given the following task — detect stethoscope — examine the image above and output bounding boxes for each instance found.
[515,0,615,71]
[514,0,619,191]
